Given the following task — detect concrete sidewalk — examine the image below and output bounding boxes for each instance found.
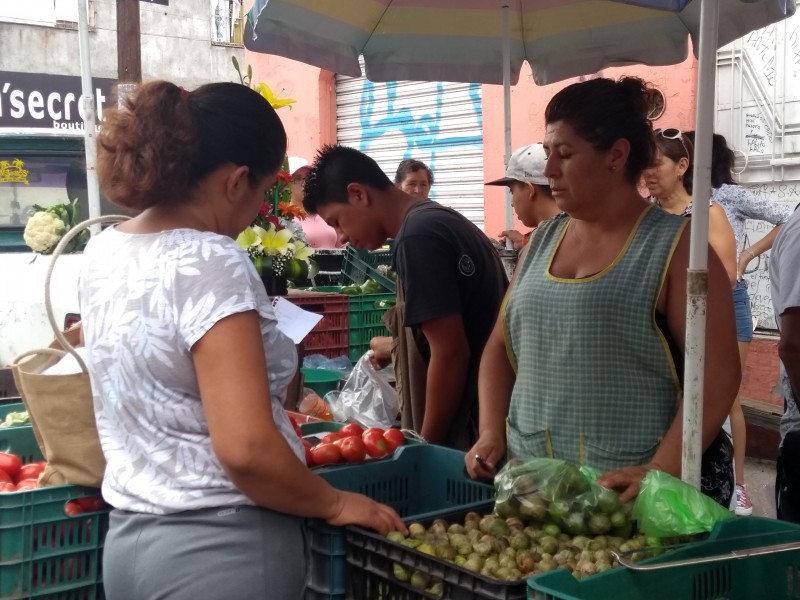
[744,456,777,518]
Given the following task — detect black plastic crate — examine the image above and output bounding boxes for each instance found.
[346,504,528,600]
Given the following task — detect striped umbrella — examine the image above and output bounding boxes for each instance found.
[245,0,795,489]
[244,0,790,85]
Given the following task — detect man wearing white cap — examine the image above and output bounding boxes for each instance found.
[289,156,340,248]
[485,143,561,250]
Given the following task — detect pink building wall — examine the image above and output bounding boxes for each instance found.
[247,55,338,165]
[481,56,699,238]
[247,53,699,236]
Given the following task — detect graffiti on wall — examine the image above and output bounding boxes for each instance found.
[743,110,773,155]
[739,185,797,331]
[354,79,483,200]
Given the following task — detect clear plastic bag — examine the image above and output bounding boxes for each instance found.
[303,353,353,376]
[326,353,399,428]
[493,458,634,537]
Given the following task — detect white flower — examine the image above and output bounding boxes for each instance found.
[23,211,67,253]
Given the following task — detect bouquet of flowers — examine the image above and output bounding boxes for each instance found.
[232,57,316,284]
[23,199,89,255]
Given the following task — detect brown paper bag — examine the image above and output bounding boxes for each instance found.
[8,215,128,488]
[11,325,105,487]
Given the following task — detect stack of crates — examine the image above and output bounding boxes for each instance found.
[285,292,350,359]
[336,245,397,361]
[0,402,110,600]
[346,293,395,362]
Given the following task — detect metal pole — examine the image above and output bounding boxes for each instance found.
[77,0,101,235]
[682,0,720,490]
[502,2,514,235]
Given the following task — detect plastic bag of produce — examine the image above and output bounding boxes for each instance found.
[632,470,734,537]
[326,353,399,428]
[494,458,634,538]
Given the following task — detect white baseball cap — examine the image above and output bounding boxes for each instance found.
[485,143,548,186]
[288,156,310,176]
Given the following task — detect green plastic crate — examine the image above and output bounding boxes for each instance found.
[528,516,800,600]
[347,293,394,362]
[305,444,494,599]
[339,245,396,293]
[0,417,110,600]
[0,402,40,464]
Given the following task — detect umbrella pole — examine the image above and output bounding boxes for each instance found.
[682,0,720,490]
[502,2,514,233]
[77,0,101,236]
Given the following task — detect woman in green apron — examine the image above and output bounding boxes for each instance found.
[465,77,739,506]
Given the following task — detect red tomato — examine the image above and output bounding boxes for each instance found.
[287,414,304,437]
[0,452,22,481]
[383,428,406,453]
[310,443,342,466]
[74,496,107,512]
[339,423,364,437]
[302,439,314,466]
[0,481,16,493]
[363,427,385,437]
[14,478,38,491]
[17,462,46,484]
[339,436,367,462]
[65,500,86,516]
[320,433,342,445]
[0,468,12,484]
[362,431,389,458]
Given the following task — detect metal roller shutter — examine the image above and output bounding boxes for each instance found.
[335,65,485,229]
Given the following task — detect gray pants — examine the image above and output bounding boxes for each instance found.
[103,506,309,600]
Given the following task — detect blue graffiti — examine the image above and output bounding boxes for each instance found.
[357,79,483,200]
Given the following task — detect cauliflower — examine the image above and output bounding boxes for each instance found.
[23,211,67,254]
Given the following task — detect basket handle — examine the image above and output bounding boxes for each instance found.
[13,215,130,373]
[611,539,800,571]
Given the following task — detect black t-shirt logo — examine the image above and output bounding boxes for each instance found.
[458,254,476,277]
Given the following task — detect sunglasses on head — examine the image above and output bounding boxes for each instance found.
[656,128,691,161]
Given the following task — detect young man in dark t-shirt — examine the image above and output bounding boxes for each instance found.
[303,145,508,449]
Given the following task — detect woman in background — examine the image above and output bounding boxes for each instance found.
[685,131,793,515]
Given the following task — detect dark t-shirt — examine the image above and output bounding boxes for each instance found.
[393,201,508,402]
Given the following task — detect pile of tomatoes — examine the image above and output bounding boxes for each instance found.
[287,419,406,467]
[0,451,46,493]
[0,451,107,514]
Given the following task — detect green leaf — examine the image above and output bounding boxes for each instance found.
[247,64,252,84]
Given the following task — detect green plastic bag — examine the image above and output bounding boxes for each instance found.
[493,458,634,537]
[632,470,735,538]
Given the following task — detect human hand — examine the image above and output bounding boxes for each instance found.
[737,250,754,281]
[499,230,524,250]
[464,433,506,480]
[368,336,393,370]
[326,490,407,535]
[597,462,659,503]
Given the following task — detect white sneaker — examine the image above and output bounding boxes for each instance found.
[734,484,753,516]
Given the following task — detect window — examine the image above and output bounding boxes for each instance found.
[0,0,91,27]
[211,0,244,46]
[0,153,119,249]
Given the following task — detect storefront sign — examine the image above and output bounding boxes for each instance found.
[0,71,116,131]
